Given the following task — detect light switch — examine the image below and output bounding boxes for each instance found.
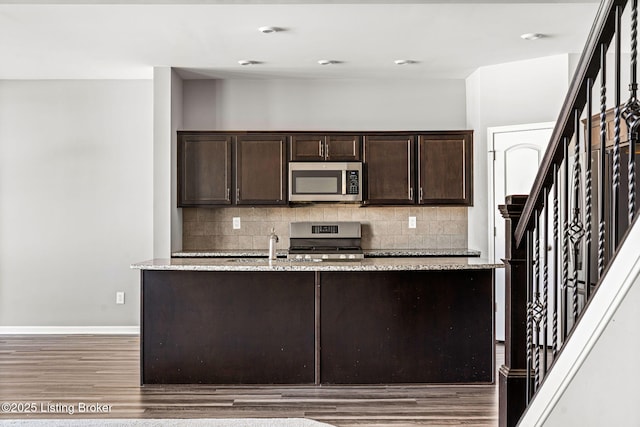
[233,217,241,229]
[408,216,417,229]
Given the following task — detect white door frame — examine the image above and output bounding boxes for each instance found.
[487,122,555,262]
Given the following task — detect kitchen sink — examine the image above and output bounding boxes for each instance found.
[225,258,322,263]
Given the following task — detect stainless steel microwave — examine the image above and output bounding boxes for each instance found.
[288,162,362,202]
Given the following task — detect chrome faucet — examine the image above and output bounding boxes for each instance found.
[268,228,279,260]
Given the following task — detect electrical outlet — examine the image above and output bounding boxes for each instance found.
[408,216,417,229]
[116,291,125,305]
[232,217,241,229]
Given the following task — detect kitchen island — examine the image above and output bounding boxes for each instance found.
[132,257,502,386]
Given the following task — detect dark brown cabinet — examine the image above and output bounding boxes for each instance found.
[178,133,232,206]
[418,131,473,205]
[236,135,287,205]
[363,135,416,204]
[320,271,493,384]
[178,132,287,207]
[178,130,474,207]
[142,270,316,384]
[290,135,361,161]
[586,107,628,149]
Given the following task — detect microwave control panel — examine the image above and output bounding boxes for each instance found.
[347,170,360,194]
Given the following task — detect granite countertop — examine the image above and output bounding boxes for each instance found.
[132,256,503,272]
[364,248,481,257]
[171,248,482,258]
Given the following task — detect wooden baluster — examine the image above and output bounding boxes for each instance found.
[498,195,529,427]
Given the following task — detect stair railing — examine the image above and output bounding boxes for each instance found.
[499,0,639,426]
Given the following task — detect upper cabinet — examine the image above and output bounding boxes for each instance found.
[178,130,473,207]
[178,133,233,206]
[177,132,287,207]
[325,135,361,161]
[418,131,473,205]
[290,135,361,161]
[236,135,287,205]
[363,135,416,205]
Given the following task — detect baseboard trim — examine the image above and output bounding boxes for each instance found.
[0,326,139,335]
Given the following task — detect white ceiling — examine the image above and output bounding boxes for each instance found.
[0,0,600,80]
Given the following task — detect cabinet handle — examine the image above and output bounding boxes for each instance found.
[419,187,423,202]
[236,188,240,201]
[409,187,414,200]
[226,188,230,201]
[319,140,324,158]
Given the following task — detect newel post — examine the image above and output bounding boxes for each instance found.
[498,195,529,427]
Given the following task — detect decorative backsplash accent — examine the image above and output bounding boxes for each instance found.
[182,205,467,251]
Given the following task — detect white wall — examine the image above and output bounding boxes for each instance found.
[0,80,153,328]
[153,67,173,258]
[171,70,184,252]
[465,54,571,256]
[181,78,467,130]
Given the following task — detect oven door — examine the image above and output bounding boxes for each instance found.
[288,162,362,202]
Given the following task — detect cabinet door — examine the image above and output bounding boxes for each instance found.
[418,132,473,205]
[290,135,325,161]
[236,135,287,205]
[363,135,416,204]
[178,133,232,206]
[326,135,361,161]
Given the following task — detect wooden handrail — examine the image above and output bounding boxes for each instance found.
[515,0,627,247]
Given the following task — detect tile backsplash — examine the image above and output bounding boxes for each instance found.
[182,205,468,251]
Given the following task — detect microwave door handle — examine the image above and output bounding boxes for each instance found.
[342,170,347,195]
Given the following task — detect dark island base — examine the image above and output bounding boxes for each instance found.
[142,271,316,384]
[141,269,494,385]
[321,271,494,384]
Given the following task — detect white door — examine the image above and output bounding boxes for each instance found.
[489,123,554,341]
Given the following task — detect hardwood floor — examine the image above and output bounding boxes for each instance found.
[0,335,501,426]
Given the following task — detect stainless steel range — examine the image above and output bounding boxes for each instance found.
[288,221,364,260]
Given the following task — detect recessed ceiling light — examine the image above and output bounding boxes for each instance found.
[521,33,544,40]
[394,59,417,65]
[238,60,257,66]
[258,26,282,34]
[318,59,339,65]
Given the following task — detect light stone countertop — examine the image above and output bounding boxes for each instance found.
[171,248,481,258]
[132,256,503,272]
[364,248,481,257]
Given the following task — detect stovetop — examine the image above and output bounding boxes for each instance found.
[288,221,363,260]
